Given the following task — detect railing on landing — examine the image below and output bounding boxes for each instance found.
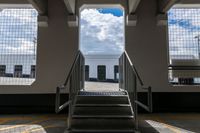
[119,51,153,130]
[55,50,85,129]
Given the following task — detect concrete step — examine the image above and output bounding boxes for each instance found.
[69,129,135,133]
[71,118,135,132]
[76,95,129,105]
[73,106,133,117]
[74,104,131,107]
[78,91,127,96]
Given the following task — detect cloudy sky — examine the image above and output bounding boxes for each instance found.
[0,9,37,55]
[80,8,124,55]
[168,8,200,59]
[0,8,200,58]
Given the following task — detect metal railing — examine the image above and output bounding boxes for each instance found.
[119,51,152,130]
[55,50,85,129]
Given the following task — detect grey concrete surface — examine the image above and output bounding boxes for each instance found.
[0,113,200,133]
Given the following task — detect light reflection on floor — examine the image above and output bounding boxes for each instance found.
[0,114,67,133]
[0,114,200,133]
[145,120,195,133]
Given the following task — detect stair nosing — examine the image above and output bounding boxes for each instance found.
[70,129,135,132]
[74,104,130,107]
[72,115,134,118]
[77,95,128,97]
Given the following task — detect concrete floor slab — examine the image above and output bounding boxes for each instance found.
[0,113,200,133]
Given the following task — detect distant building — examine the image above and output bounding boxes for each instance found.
[0,54,36,78]
[0,54,119,82]
[85,55,120,82]
[170,55,197,60]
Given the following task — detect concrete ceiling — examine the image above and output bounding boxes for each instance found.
[0,0,200,17]
[158,0,200,14]
[128,0,140,14]
[27,0,47,15]
[0,0,47,15]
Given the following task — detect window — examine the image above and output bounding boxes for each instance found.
[30,65,36,78]
[0,65,6,77]
[14,65,22,78]
[97,65,106,81]
[168,6,200,85]
[0,7,38,85]
[114,65,119,81]
[85,65,89,81]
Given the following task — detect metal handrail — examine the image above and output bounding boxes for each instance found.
[119,51,153,130]
[55,50,85,129]
[120,51,152,112]
[124,51,144,86]
[63,51,82,86]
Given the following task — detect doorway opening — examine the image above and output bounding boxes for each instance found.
[97,65,106,81]
[79,5,125,91]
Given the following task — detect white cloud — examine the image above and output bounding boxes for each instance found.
[0,9,37,55]
[168,8,200,59]
[80,9,124,55]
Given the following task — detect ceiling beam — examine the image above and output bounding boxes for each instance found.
[179,0,200,4]
[64,0,76,14]
[0,0,29,4]
[27,0,47,15]
[158,0,179,13]
[128,0,140,14]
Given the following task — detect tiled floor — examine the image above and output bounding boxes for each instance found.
[0,113,200,133]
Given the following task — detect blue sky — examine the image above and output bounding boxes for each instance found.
[168,8,200,59]
[97,8,123,17]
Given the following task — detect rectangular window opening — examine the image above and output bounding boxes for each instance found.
[0,7,38,85]
[168,6,200,85]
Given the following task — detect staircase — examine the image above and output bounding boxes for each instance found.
[55,50,152,133]
[70,90,135,133]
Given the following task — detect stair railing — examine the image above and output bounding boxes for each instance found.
[119,51,152,130]
[55,50,85,129]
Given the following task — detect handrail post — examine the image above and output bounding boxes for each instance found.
[68,76,73,130]
[55,87,60,113]
[134,75,138,131]
[82,54,85,90]
[148,86,153,112]
[124,53,127,90]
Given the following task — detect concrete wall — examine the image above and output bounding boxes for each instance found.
[85,55,119,79]
[126,0,200,92]
[0,0,78,94]
[0,0,199,94]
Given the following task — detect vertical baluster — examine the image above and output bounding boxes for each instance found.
[133,74,138,130]
[55,87,60,113]
[74,62,77,93]
[78,55,81,91]
[68,76,72,130]
[82,55,85,90]
[119,55,122,90]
